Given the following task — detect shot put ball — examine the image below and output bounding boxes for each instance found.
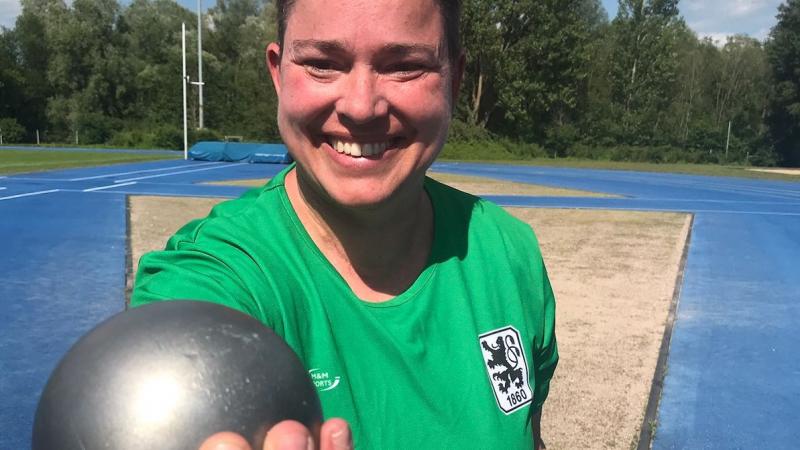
[32,300,322,450]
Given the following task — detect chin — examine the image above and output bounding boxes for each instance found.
[324,187,397,210]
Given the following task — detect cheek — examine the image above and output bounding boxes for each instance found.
[278,72,334,127]
[390,79,452,135]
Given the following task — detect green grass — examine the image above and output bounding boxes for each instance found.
[440,157,800,182]
[2,142,173,150]
[0,150,180,175]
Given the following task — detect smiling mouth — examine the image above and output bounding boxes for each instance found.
[327,137,402,157]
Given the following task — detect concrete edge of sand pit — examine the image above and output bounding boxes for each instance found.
[636,214,695,450]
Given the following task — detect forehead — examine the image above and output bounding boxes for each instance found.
[285,0,444,47]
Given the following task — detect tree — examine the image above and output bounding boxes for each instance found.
[458,0,591,143]
[665,32,771,161]
[118,0,194,127]
[609,0,682,143]
[204,0,280,140]
[7,0,65,137]
[766,0,800,166]
[0,117,26,143]
[0,30,25,123]
[580,1,617,144]
[578,0,609,33]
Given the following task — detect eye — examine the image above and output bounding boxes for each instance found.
[386,62,426,74]
[303,59,341,77]
[382,60,434,80]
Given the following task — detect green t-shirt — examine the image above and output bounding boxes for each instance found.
[132,166,558,449]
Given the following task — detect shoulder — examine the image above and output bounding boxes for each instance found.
[170,169,290,247]
[132,168,297,323]
[425,175,541,250]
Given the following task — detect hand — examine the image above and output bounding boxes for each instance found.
[199,418,352,450]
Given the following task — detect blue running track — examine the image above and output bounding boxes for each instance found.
[1,158,798,449]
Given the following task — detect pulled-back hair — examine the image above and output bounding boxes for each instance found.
[275,0,462,62]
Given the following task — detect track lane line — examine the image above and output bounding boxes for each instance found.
[68,162,219,181]
[83,182,137,192]
[114,164,240,182]
[490,203,800,217]
[85,190,234,199]
[0,189,60,201]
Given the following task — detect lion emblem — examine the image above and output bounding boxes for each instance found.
[481,335,524,394]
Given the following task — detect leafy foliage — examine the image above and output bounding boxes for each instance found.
[0,0,795,166]
[766,0,800,166]
[0,117,26,143]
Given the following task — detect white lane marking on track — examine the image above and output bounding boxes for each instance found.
[114,164,238,183]
[86,190,234,199]
[618,197,800,206]
[3,177,73,182]
[0,189,60,201]
[68,162,218,181]
[83,181,137,192]
[0,187,6,190]
[496,203,800,217]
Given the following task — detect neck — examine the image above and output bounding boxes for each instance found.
[285,168,433,302]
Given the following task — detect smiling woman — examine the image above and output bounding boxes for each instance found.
[131,1,557,449]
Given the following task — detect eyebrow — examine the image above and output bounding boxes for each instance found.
[289,39,440,59]
[378,43,440,59]
[290,39,353,56]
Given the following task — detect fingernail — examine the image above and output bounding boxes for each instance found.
[331,426,352,450]
[212,442,248,450]
[269,432,311,450]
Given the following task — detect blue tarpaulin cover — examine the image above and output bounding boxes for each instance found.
[189,141,292,164]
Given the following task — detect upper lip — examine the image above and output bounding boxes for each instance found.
[324,133,399,142]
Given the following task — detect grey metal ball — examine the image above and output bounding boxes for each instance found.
[32,300,322,450]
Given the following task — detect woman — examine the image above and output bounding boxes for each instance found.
[133,0,557,448]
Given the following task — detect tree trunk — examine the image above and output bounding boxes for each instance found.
[469,60,484,127]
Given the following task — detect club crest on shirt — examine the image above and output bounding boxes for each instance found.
[478,326,533,414]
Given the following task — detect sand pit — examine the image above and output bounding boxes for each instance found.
[746,167,800,176]
[128,174,689,450]
[429,172,616,197]
[204,172,616,198]
[509,208,690,449]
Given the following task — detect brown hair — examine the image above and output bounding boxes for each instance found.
[275,0,462,62]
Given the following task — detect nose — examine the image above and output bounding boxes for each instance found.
[336,67,389,124]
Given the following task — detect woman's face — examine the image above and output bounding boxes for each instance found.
[268,0,461,210]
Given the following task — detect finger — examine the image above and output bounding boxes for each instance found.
[320,418,352,450]
[199,431,252,450]
[264,420,314,450]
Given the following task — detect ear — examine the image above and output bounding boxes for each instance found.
[450,51,466,109]
[266,42,283,97]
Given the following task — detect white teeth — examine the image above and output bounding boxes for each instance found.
[329,139,389,157]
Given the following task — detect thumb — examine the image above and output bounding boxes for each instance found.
[320,418,352,450]
[264,420,314,450]
[199,431,252,450]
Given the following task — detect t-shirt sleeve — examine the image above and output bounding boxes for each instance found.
[531,260,558,412]
[130,236,268,326]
